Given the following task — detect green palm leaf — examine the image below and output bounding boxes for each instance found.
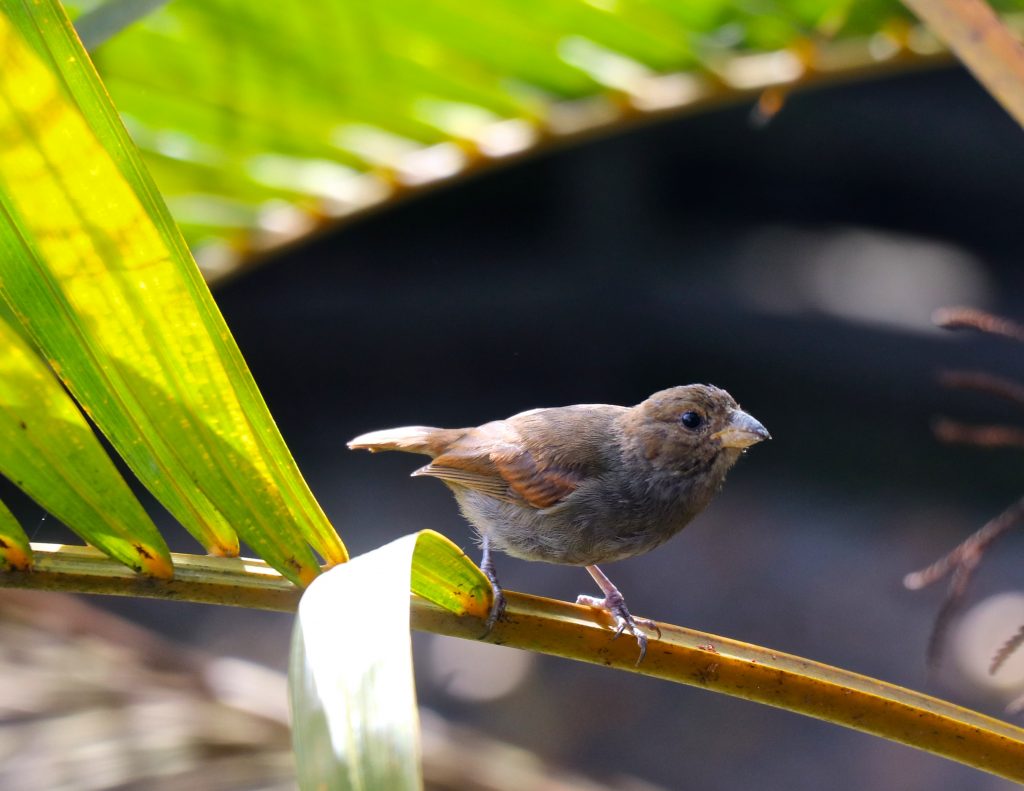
[0,497,31,570]
[0,0,345,583]
[0,308,171,576]
[61,0,993,283]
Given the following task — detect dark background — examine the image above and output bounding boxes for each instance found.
[15,65,1024,789]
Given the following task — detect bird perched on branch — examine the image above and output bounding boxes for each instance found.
[349,384,769,661]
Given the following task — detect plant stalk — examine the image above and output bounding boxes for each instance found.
[4,543,1024,782]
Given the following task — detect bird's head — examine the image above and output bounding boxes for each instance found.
[621,384,770,474]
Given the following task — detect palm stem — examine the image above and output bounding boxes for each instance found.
[4,543,1024,782]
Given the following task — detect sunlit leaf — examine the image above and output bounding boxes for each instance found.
[0,499,31,571]
[0,311,171,577]
[0,1,346,585]
[289,530,488,791]
[409,529,491,616]
[51,0,983,282]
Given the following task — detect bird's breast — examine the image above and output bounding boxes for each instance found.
[451,468,712,566]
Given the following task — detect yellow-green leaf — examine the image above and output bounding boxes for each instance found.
[53,0,939,283]
[289,531,488,791]
[0,311,171,577]
[0,498,31,571]
[409,529,490,616]
[0,1,346,585]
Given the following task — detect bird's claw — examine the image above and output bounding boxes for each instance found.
[576,590,660,665]
[484,581,506,633]
[479,535,507,635]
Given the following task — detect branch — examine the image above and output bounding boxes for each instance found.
[3,543,1024,782]
[933,307,1024,342]
[902,0,1024,129]
[938,370,1024,408]
[933,418,1024,449]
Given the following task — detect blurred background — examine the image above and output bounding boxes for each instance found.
[8,16,1024,791]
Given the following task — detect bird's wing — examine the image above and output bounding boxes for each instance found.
[488,445,585,508]
[412,408,617,509]
[412,456,518,502]
[415,447,583,508]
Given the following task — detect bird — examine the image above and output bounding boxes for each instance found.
[348,384,769,662]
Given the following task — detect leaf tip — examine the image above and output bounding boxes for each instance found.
[0,539,34,571]
[324,544,349,565]
[206,537,241,558]
[295,560,320,588]
[135,543,173,579]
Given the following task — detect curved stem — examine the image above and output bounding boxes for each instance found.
[4,543,1024,782]
[902,0,1024,129]
[3,543,301,610]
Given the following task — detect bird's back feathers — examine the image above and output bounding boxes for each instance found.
[348,406,624,510]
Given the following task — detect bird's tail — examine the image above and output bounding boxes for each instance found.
[347,425,465,458]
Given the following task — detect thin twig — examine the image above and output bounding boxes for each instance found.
[905,497,1024,591]
[933,418,1024,449]
[904,497,1024,667]
[927,560,979,670]
[939,370,1024,408]
[933,307,1024,342]
[992,623,1024,675]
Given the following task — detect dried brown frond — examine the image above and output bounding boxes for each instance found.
[932,418,1024,449]
[938,370,1024,408]
[932,307,1024,342]
[904,496,1024,668]
[750,87,789,127]
[914,307,1024,674]
[991,623,1024,676]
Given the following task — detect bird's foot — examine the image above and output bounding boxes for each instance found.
[576,589,661,665]
[484,576,507,633]
[479,535,506,634]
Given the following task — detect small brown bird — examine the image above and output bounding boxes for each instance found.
[348,384,769,661]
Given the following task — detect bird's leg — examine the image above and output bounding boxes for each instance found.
[479,534,507,632]
[577,565,661,664]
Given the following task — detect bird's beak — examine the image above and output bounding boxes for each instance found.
[713,409,771,449]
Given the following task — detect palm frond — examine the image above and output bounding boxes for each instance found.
[59,0,1009,283]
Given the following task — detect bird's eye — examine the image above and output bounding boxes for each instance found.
[680,411,703,430]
